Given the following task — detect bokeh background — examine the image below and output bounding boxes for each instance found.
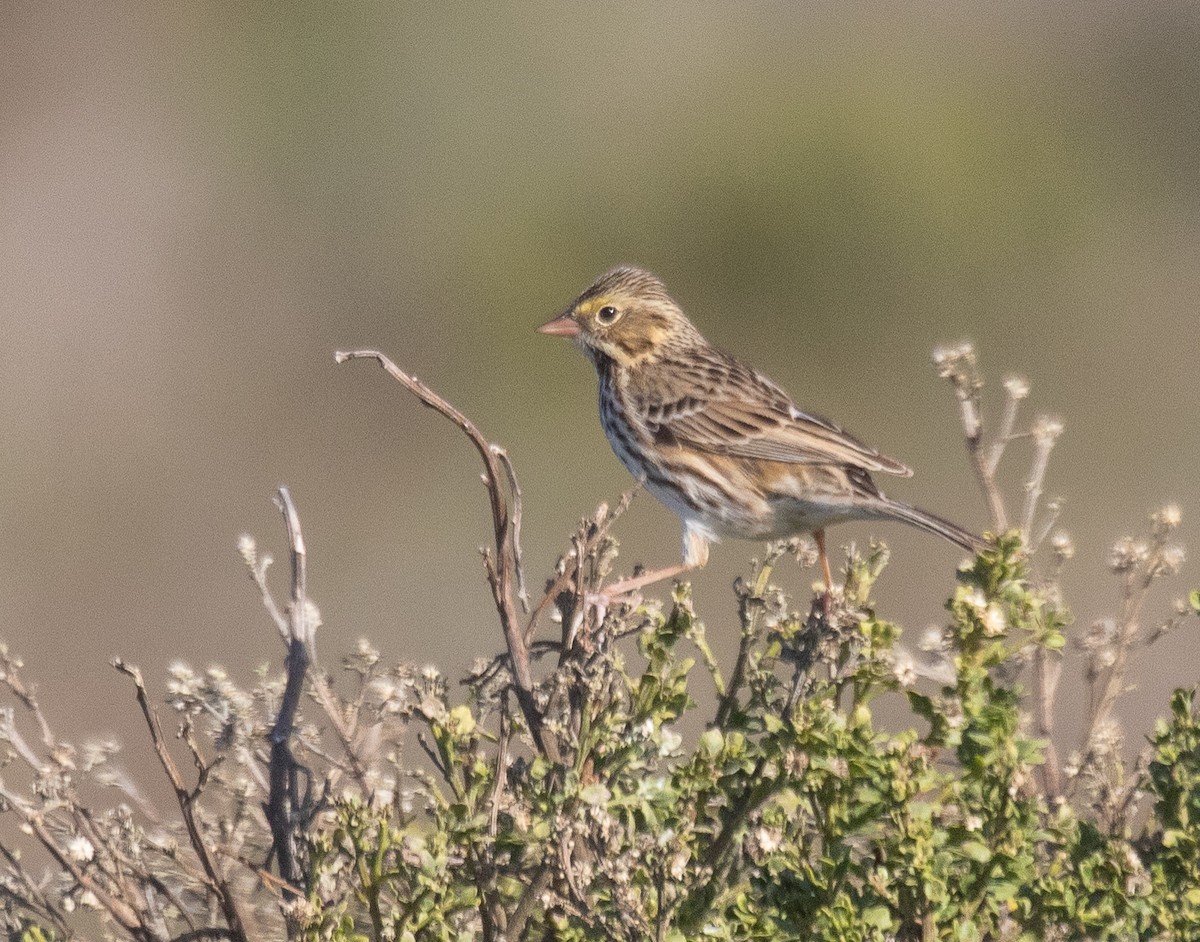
[3,2,1198,777]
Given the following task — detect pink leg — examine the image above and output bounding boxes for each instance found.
[597,561,698,600]
[587,527,709,616]
[814,528,834,613]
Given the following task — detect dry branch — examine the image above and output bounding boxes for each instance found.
[113,660,251,942]
[265,486,312,898]
[335,349,557,761]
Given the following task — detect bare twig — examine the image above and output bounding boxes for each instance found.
[984,379,1023,477]
[526,488,640,646]
[1034,651,1063,799]
[935,351,1073,798]
[1081,562,1153,757]
[336,349,557,761]
[113,660,251,942]
[493,445,530,613]
[0,655,57,753]
[240,538,289,642]
[936,346,1008,531]
[0,838,71,936]
[1021,416,1063,544]
[0,783,148,937]
[264,487,311,898]
[488,695,512,839]
[247,539,370,793]
[715,549,780,728]
[508,862,554,941]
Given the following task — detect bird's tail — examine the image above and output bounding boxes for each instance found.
[877,498,986,554]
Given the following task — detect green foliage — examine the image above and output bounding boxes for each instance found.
[295,539,1200,941]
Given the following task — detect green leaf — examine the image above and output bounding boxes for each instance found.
[861,905,893,929]
[960,840,993,863]
[700,728,724,756]
[580,783,611,806]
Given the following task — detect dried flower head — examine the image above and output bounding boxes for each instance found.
[1003,375,1031,399]
[67,835,95,863]
[1051,532,1075,562]
[982,603,1007,637]
[932,342,977,378]
[1153,504,1183,535]
[1032,415,1065,447]
[1109,537,1147,573]
[891,650,917,688]
[1158,544,1187,577]
[919,624,949,653]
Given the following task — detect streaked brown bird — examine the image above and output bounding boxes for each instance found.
[538,266,982,603]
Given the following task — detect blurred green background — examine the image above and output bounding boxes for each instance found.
[2,3,1197,765]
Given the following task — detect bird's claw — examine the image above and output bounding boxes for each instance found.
[583,590,610,625]
[583,587,644,624]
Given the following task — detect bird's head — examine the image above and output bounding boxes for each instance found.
[538,266,699,367]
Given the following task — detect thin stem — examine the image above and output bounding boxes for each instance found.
[715,554,777,727]
[113,660,251,941]
[336,349,557,762]
[263,487,311,899]
[1033,647,1063,798]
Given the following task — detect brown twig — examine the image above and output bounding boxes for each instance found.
[113,660,252,942]
[0,784,148,938]
[507,861,554,941]
[1034,651,1063,799]
[335,349,557,761]
[1080,558,1156,761]
[715,550,780,728]
[961,382,1007,531]
[0,837,71,936]
[525,488,640,646]
[488,695,513,839]
[493,445,530,613]
[936,351,1071,799]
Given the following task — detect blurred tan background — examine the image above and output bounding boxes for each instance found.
[2,3,1198,767]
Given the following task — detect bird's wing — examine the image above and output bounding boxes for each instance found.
[635,351,912,476]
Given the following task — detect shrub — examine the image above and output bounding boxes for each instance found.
[0,347,1195,941]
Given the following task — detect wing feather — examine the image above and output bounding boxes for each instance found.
[631,349,912,477]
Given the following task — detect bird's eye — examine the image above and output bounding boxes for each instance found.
[596,305,620,325]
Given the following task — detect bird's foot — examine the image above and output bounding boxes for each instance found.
[583,586,645,624]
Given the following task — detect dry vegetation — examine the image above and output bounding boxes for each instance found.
[1,346,1197,941]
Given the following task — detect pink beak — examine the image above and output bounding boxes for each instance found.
[537,313,581,338]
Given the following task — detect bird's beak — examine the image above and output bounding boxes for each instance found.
[537,313,581,338]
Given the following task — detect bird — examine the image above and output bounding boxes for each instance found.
[538,266,983,605]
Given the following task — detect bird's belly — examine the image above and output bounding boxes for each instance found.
[657,460,866,542]
[641,454,778,540]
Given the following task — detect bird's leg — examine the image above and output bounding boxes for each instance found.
[596,561,698,601]
[582,562,698,632]
[814,528,834,613]
[587,526,709,616]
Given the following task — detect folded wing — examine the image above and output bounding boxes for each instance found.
[635,351,912,477]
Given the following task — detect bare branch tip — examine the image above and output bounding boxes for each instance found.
[111,658,142,685]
